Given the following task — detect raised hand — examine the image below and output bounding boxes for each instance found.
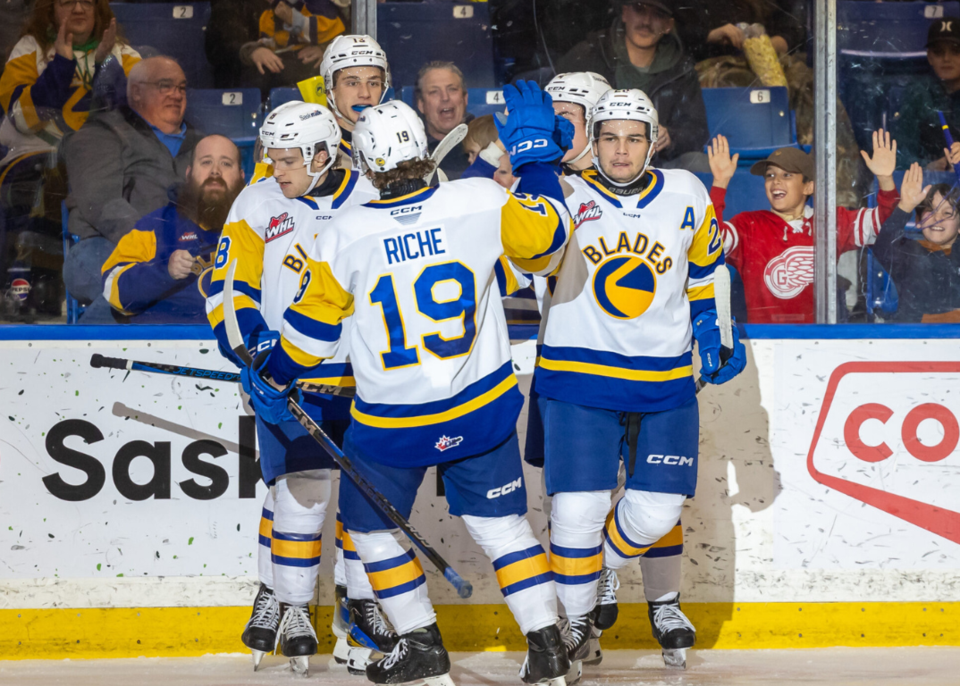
[54,20,74,62]
[861,128,897,190]
[251,46,284,74]
[708,134,739,189]
[94,18,117,63]
[898,163,931,213]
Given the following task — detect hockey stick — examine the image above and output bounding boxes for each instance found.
[938,112,960,186]
[425,123,468,184]
[694,264,733,393]
[223,260,473,598]
[89,354,356,398]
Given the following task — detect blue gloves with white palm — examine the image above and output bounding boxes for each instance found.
[240,346,300,424]
[692,310,747,385]
[495,80,574,169]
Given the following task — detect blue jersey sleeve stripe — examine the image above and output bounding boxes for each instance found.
[284,308,343,342]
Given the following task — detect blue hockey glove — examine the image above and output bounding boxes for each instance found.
[694,310,747,386]
[692,309,723,375]
[702,325,746,385]
[495,80,566,168]
[240,349,300,424]
[553,114,575,154]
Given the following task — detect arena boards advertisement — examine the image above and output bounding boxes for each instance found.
[1,335,959,617]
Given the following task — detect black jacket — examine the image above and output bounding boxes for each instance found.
[871,207,960,322]
[556,26,709,164]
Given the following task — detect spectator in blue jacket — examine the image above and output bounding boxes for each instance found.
[100,135,244,323]
[872,162,960,323]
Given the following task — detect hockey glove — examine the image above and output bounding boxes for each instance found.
[553,114,575,155]
[496,80,566,168]
[693,310,747,385]
[702,325,746,385]
[241,348,301,424]
[245,328,279,359]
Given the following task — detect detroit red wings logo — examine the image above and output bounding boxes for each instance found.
[574,200,602,227]
[763,246,814,299]
[265,212,295,242]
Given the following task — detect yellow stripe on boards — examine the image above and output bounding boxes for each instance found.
[350,375,518,429]
[2,603,957,658]
[538,357,692,383]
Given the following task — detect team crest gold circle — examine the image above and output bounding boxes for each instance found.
[592,255,656,319]
[375,157,387,167]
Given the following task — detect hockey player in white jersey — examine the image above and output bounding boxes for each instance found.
[242,84,576,686]
[320,34,390,160]
[534,89,746,674]
[205,101,395,674]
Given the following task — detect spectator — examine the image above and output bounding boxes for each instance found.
[708,130,899,323]
[416,61,473,180]
[698,0,807,60]
[462,113,498,165]
[63,55,201,320]
[556,0,710,172]
[494,149,516,190]
[101,135,244,323]
[206,0,344,96]
[871,163,960,323]
[895,17,960,171]
[0,0,139,307]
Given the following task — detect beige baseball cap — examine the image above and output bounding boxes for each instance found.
[749,147,814,179]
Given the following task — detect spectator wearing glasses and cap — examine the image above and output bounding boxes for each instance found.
[556,0,710,172]
[894,17,960,170]
[62,55,202,321]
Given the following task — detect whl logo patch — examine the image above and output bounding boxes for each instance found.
[435,435,463,452]
[179,231,198,242]
[265,213,295,243]
[574,200,602,227]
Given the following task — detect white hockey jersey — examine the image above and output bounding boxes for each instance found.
[205,168,377,388]
[268,179,571,466]
[534,168,724,413]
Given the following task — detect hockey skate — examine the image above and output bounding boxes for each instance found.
[584,568,620,666]
[558,616,591,686]
[332,584,351,666]
[366,622,454,686]
[241,583,280,671]
[519,624,570,686]
[277,603,318,676]
[346,598,399,675]
[648,594,696,670]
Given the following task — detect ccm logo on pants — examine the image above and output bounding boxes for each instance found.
[647,454,694,466]
[487,477,522,499]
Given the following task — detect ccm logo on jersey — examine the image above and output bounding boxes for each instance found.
[487,477,522,499]
[647,454,694,466]
[265,213,295,243]
[574,200,603,227]
[435,435,463,452]
[391,205,423,226]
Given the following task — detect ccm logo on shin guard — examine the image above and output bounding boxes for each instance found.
[647,454,694,466]
[486,477,522,499]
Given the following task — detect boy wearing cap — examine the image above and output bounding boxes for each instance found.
[707,130,898,323]
[894,17,960,170]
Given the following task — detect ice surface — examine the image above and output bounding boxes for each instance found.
[2,648,959,685]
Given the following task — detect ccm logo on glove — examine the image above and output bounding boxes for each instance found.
[511,139,549,154]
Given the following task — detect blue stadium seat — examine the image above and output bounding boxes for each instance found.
[400,86,506,120]
[838,1,960,59]
[111,2,213,88]
[701,87,797,162]
[377,2,495,89]
[692,169,769,223]
[185,88,262,178]
[267,87,302,114]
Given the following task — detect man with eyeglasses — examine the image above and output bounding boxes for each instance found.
[63,55,202,322]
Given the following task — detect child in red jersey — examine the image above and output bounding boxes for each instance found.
[707,131,899,323]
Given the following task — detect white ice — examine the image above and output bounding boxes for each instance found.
[2,648,959,685]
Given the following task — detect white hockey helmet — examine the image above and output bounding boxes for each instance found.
[260,101,342,181]
[352,101,429,174]
[321,34,391,120]
[589,88,660,185]
[545,71,612,165]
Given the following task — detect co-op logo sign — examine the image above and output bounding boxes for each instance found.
[806,361,960,544]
